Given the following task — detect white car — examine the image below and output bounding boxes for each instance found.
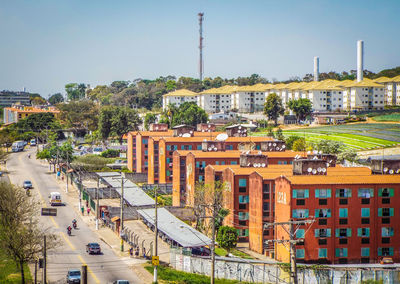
[92,147,103,155]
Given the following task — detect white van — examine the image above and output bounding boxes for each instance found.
[49,192,62,206]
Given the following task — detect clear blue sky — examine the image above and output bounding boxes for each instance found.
[0,0,399,96]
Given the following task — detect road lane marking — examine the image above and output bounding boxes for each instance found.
[60,231,76,251]
[77,255,101,284]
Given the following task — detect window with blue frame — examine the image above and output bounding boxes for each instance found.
[196,162,200,168]
[315,209,331,218]
[293,189,309,199]
[199,175,203,182]
[197,145,202,150]
[292,209,309,218]
[188,145,192,150]
[166,170,170,176]
[238,212,249,220]
[166,145,171,151]
[335,228,351,237]
[256,145,260,150]
[361,247,370,257]
[216,161,219,165]
[144,161,148,167]
[230,161,237,165]
[296,249,305,259]
[144,150,148,155]
[239,179,247,187]
[166,158,171,164]
[315,229,331,238]
[143,139,148,144]
[221,161,225,165]
[378,247,394,256]
[336,188,352,198]
[357,228,370,237]
[202,161,206,168]
[335,248,348,257]
[181,145,185,150]
[318,248,327,258]
[378,208,394,217]
[361,208,370,217]
[382,227,394,237]
[238,195,249,204]
[339,208,348,218]
[296,229,305,238]
[358,188,374,198]
[315,189,331,198]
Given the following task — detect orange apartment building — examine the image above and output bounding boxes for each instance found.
[174,150,305,207]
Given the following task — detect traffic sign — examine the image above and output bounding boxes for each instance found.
[152,256,159,266]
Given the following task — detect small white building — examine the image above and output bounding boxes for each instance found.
[347,79,385,111]
[162,89,198,111]
[390,75,400,106]
[231,84,267,113]
[198,85,236,113]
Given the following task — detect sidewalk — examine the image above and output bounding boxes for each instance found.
[51,171,154,284]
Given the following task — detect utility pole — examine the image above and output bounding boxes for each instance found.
[96,177,100,230]
[65,150,69,193]
[82,265,88,284]
[154,187,158,283]
[43,236,46,284]
[198,12,204,81]
[210,202,216,284]
[264,219,314,284]
[112,173,128,252]
[34,259,37,284]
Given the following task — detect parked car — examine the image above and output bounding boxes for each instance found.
[113,281,130,284]
[23,180,33,189]
[30,139,36,146]
[92,147,103,155]
[66,269,81,283]
[86,243,101,254]
[380,257,394,264]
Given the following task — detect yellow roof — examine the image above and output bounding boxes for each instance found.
[347,79,383,88]
[390,75,400,83]
[163,89,198,97]
[201,85,238,94]
[373,76,392,83]
[335,80,355,88]
[235,84,269,92]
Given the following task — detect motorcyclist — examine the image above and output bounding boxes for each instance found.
[67,225,72,235]
[72,219,77,228]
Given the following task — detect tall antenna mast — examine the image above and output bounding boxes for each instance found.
[198,12,204,81]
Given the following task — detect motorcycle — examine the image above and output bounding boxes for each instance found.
[72,220,77,229]
[67,227,72,236]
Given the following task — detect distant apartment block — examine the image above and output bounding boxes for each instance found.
[3,105,60,124]
[162,89,198,111]
[0,91,31,108]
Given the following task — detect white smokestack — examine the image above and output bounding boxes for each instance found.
[357,40,364,82]
[314,56,319,81]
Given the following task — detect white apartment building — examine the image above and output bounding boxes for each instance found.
[391,75,400,106]
[347,80,385,111]
[231,84,267,113]
[198,85,236,113]
[162,89,198,111]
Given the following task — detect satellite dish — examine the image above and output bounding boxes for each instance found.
[247,163,251,166]
[313,156,318,160]
[216,133,228,142]
[239,126,242,129]
[202,129,205,132]
[273,143,276,146]
[262,163,266,167]
[307,168,312,173]
[214,148,217,151]
[389,170,394,174]
[322,168,327,173]
[396,169,400,174]
[179,133,182,137]
[269,143,272,146]
[326,163,330,167]
[182,133,191,138]
[312,169,317,174]
[329,160,333,163]
[282,145,286,149]
[276,147,280,151]
[258,151,262,155]
[208,147,212,151]
[384,167,389,172]
[317,167,322,172]
[190,131,193,134]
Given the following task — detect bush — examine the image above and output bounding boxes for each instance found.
[100,149,120,158]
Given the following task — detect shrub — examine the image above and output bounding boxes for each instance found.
[100,149,120,158]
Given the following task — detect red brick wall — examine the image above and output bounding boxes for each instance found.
[249,172,264,254]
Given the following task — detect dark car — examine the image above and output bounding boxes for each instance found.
[23,180,32,189]
[113,281,130,284]
[66,269,81,283]
[86,243,101,254]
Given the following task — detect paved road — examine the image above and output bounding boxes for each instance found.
[7,147,142,284]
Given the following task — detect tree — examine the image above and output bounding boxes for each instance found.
[144,113,157,130]
[292,138,307,151]
[99,106,142,142]
[65,83,86,100]
[0,182,58,283]
[48,93,64,105]
[287,98,312,122]
[264,93,284,125]
[285,135,302,150]
[337,149,358,163]
[167,102,208,128]
[216,226,238,254]
[14,112,57,133]
[57,100,99,130]
[275,127,285,141]
[311,139,344,154]
[31,96,47,105]
[267,125,275,138]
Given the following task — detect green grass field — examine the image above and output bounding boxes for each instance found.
[372,113,400,122]
[253,123,400,151]
[0,248,32,283]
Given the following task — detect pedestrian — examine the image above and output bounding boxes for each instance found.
[135,247,139,258]
[87,207,91,215]
[81,206,84,215]
[86,200,89,208]
[129,246,133,257]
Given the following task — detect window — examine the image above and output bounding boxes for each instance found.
[238,195,249,204]
[199,175,203,182]
[263,203,269,211]
[292,209,309,218]
[379,188,394,197]
[166,170,171,177]
[315,209,331,218]
[197,145,202,150]
[315,229,331,238]
[315,189,331,198]
[238,212,249,220]
[378,247,394,256]
[382,227,394,237]
[143,139,148,145]
[319,199,328,205]
[339,199,348,205]
[357,228,370,237]
[239,179,247,187]
[293,189,309,199]
[339,208,348,218]
[166,145,171,151]
[361,248,370,257]
[166,158,171,164]
[237,229,249,237]
[378,208,394,217]
[319,219,327,225]
[358,188,373,198]
[296,249,305,259]
[336,228,351,238]
[296,229,305,239]
[361,208,370,218]
[318,248,327,258]
[195,162,200,168]
[230,161,237,165]
[336,188,351,198]
[335,248,348,257]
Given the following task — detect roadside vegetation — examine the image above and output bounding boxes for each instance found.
[372,113,400,122]
[145,264,251,284]
[0,248,32,283]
